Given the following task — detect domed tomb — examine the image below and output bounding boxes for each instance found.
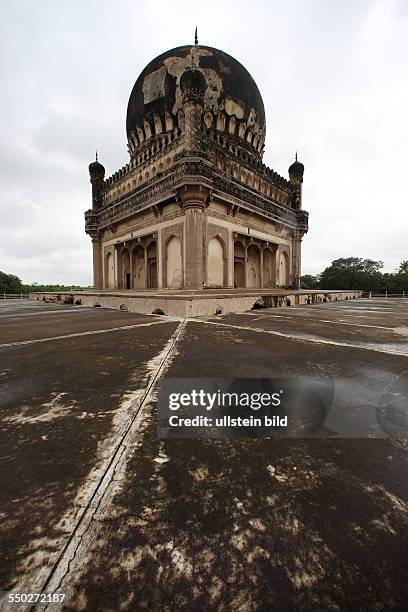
[86,40,309,295]
[126,45,266,158]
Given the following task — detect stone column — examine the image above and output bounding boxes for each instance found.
[244,246,248,288]
[184,208,205,288]
[183,100,203,152]
[177,185,210,290]
[228,230,234,288]
[157,228,163,289]
[276,246,281,287]
[114,245,119,288]
[91,233,103,290]
[272,245,278,288]
[260,249,264,289]
[129,248,133,289]
[292,231,303,289]
[180,68,205,154]
[144,246,148,289]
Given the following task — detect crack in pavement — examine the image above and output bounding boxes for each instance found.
[17,318,188,611]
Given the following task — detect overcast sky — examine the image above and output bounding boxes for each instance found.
[1,0,407,284]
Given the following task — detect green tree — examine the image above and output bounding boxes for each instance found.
[384,261,408,293]
[301,274,320,289]
[319,257,384,292]
[21,283,92,293]
[0,271,22,294]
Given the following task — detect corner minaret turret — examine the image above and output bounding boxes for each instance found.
[89,152,105,210]
[180,68,206,154]
[288,153,307,289]
[288,152,304,209]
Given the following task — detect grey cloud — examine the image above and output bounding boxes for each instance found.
[0,0,407,284]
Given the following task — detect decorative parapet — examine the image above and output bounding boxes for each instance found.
[100,112,294,210]
[214,148,292,208]
[87,157,301,232]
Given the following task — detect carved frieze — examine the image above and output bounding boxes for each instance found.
[86,157,306,236]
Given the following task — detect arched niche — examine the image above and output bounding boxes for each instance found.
[166,236,182,289]
[247,245,261,288]
[147,242,157,289]
[234,241,245,288]
[132,245,145,289]
[105,252,115,288]
[263,248,275,288]
[207,237,225,287]
[120,249,131,289]
[279,250,289,287]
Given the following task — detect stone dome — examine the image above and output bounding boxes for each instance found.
[126,44,266,156]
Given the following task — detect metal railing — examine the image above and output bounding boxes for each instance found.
[365,291,407,299]
[2,293,29,300]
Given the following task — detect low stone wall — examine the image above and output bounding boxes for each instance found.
[29,290,363,317]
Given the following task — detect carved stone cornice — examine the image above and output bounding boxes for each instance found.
[176,183,212,208]
[296,209,309,235]
[85,209,99,236]
[212,175,298,229]
[87,156,308,233]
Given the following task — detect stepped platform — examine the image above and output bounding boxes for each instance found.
[29,288,363,317]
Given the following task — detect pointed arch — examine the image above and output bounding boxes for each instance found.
[262,248,275,288]
[147,241,157,289]
[120,248,131,289]
[105,252,115,288]
[247,244,261,288]
[279,250,290,287]
[165,235,182,288]
[207,236,225,287]
[234,241,245,288]
[132,244,145,289]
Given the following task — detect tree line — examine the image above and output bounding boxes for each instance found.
[1,257,408,294]
[301,258,408,293]
[0,272,90,294]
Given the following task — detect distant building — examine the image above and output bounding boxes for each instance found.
[86,41,308,291]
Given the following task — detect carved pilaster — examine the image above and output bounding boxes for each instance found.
[292,230,305,290]
[177,184,211,288]
[89,231,103,290]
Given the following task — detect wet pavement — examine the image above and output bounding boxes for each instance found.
[0,298,407,611]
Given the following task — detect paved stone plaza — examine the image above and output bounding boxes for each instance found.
[1,299,407,610]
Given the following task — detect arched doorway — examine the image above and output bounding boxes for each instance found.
[207,237,224,287]
[147,242,157,289]
[234,241,245,288]
[279,251,289,287]
[106,252,114,288]
[247,245,261,288]
[166,236,182,288]
[121,249,131,289]
[133,245,145,289]
[263,249,273,288]
[149,262,157,288]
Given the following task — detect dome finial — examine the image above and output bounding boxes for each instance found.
[194,26,198,45]
[295,151,297,162]
[96,150,98,162]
